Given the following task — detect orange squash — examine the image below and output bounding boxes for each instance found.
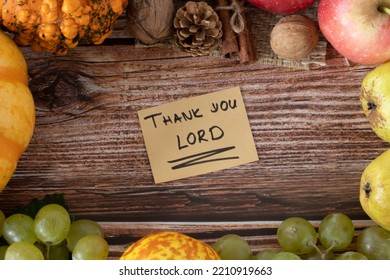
[120,231,221,260]
[0,30,35,192]
[0,0,128,55]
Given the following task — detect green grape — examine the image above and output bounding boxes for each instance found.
[0,210,5,237]
[48,242,71,260]
[318,213,354,251]
[2,213,38,244]
[254,248,280,260]
[34,204,71,246]
[356,226,390,260]
[5,241,44,260]
[72,235,109,260]
[213,234,253,260]
[271,252,301,260]
[277,217,317,255]
[334,251,367,260]
[66,219,104,252]
[0,245,8,260]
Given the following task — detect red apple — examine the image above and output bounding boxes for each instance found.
[318,0,390,65]
[246,0,316,15]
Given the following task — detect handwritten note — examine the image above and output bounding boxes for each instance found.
[138,86,259,183]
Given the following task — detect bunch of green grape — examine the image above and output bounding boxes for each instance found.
[263,213,390,260]
[273,213,364,260]
[213,213,390,260]
[0,205,109,260]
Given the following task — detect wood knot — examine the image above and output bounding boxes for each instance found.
[29,71,90,111]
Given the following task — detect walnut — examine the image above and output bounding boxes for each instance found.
[270,15,319,61]
[126,0,174,45]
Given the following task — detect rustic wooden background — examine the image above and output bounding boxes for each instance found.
[0,1,388,258]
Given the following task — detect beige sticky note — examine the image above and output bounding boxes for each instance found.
[138,86,258,183]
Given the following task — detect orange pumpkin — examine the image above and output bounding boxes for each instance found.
[0,30,35,192]
[120,231,221,260]
[0,0,128,55]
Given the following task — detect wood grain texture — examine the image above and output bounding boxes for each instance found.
[0,3,389,256]
[3,43,385,221]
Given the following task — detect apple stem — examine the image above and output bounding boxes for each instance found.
[379,6,390,15]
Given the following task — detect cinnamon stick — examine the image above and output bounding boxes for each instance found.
[215,0,239,58]
[237,4,257,64]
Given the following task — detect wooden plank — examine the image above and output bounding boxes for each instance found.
[1,41,385,222]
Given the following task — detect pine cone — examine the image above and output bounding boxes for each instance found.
[173,1,223,56]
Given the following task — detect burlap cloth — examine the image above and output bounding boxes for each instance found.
[246,1,327,70]
[206,1,326,69]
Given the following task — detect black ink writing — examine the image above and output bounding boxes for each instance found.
[177,125,224,150]
[168,146,239,170]
[143,112,162,128]
[143,109,203,128]
[210,99,237,113]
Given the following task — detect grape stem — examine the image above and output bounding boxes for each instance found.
[312,244,327,260]
[46,244,51,260]
[326,241,337,254]
[312,242,335,260]
[308,240,327,260]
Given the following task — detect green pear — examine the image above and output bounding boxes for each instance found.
[360,62,390,143]
[360,149,390,231]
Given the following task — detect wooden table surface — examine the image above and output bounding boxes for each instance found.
[0,3,388,258]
